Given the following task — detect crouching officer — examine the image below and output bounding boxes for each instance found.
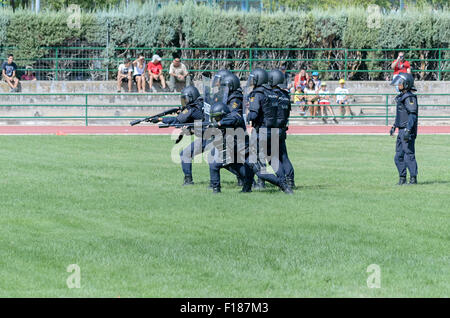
[208,102,253,193]
[153,85,206,186]
[389,73,419,185]
[246,68,293,194]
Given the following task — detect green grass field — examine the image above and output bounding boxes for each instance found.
[0,135,448,297]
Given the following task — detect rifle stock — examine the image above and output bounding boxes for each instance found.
[129,107,181,126]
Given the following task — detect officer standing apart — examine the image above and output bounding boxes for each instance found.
[152,85,206,186]
[389,72,419,185]
[246,68,293,194]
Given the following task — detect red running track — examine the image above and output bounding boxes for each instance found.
[0,125,450,135]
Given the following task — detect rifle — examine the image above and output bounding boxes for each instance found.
[158,122,212,129]
[158,121,213,144]
[129,106,181,126]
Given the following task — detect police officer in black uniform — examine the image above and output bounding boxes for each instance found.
[154,85,207,186]
[208,102,253,193]
[270,70,296,189]
[217,73,249,186]
[389,72,419,185]
[246,68,293,194]
[219,73,244,116]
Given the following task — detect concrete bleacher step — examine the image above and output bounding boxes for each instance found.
[0,80,449,126]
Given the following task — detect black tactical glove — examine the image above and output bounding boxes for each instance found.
[151,117,160,124]
[403,128,411,141]
[389,125,396,136]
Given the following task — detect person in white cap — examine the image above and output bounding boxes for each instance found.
[334,79,354,118]
[147,54,167,91]
[318,82,338,124]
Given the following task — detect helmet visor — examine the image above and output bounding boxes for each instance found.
[390,74,407,86]
[212,74,223,88]
[246,74,257,89]
[216,84,230,105]
[202,74,212,104]
[244,75,256,98]
[180,95,189,107]
[211,75,223,100]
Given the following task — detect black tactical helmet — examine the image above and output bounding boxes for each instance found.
[268,69,285,87]
[212,69,232,87]
[220,73,241,92]
[217,69,232,78]
[390,73,417,92]
[210,102,230,122]
[180,85,200,106]
[248,68,268,87]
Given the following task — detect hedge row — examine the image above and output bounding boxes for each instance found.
[0,2,449,80]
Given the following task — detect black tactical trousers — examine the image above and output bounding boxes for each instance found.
[394,128,418,177]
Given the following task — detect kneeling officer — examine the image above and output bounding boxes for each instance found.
[208,102,253,193]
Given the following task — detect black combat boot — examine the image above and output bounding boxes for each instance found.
[183,175,194,186]
[286,176,296,189]
[240,183,252,193]
[397,176,407,186]
[280,182,294,195]
[408,176,417,185]
[212,186,221,194]
[252,178,265,190]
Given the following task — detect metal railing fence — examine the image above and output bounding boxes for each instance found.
[0,92,448,126]
[1,47,449,82]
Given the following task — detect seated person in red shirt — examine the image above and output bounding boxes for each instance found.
[147,54,167,91]
[293,69,309,92]
[21,66,37,81]
[391,52,411,80]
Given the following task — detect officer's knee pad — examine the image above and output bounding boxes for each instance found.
[394,152,403,161]
[246,162,260,174]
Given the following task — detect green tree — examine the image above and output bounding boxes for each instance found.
[43,0,121,10]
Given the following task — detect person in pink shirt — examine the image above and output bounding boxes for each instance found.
[21,66,36,81]
[147,54,167,91]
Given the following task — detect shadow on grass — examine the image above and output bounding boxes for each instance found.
[196,180,333,191]
[196,180,238,186]
[418,180,450,185]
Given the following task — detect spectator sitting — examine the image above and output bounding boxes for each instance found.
[293,85,306,116]
[293,69,309,92]
[2,54,20,92]
[21,66,36,81]
[335,79,354,118]
[132,55,146,93]
[117,58,133,93]
[318,82,338,124]
[311,71,321,88]
[168,57,190,92]
[147,54,167,91]
[304,79,319,118]
[391,51,411,81]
